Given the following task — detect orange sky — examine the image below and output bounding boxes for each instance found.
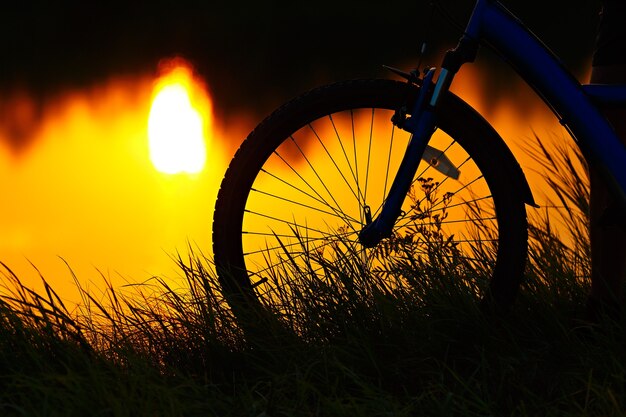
[0,59,587,304]
[0,61,251,302]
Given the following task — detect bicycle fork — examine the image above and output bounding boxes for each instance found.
[358,37,479,248]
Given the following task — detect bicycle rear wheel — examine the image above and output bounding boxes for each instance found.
[213,79,527,319]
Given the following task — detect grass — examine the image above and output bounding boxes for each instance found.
[1,136,626,417]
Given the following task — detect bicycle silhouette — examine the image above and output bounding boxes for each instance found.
[212,0,626,318]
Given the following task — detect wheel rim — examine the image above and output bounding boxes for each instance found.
[238,106,499,304]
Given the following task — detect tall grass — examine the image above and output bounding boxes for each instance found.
[1,137,625,416]
[522,134,592,310]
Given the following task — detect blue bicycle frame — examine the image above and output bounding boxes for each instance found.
[468,0,626,190]
[360,0,626,247]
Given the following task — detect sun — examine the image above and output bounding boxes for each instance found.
[148,60,209,174]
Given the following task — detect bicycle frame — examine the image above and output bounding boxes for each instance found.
[466,0,626,193]
[360,0,626,246]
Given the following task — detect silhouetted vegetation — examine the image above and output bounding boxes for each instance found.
[1,137,625,416]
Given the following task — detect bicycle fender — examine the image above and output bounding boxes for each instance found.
[437,91,537,208]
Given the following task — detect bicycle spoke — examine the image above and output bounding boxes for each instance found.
[405,215,496,228]
[442,194,492,211]
[411,155,474,209]
[350,110,362,225]
[272,143,357,230]
[288,135,358,231]
[246,231,360,274]
[271,150,338,214]
[259,168,343,212]
[363,108,375,206]
[250,187,359,223]
[382,124,396,203]
[415,139,457,181]
[328,114,365,205]
[244,209,351,238]
[243,230,356,257]
[424,173,485,213]
[394,191,493,230]
[371,139,459,219]
[307,122,362,206]
[389,161,484,231]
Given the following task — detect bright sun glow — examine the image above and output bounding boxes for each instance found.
[148,61,209,174]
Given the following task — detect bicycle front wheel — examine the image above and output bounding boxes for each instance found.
[213,79,527,318]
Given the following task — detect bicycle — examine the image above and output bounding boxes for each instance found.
[212,0,626,321]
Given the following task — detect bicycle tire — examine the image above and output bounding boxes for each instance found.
[213,79,528,319]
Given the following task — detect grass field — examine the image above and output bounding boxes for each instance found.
[1,138,625,417]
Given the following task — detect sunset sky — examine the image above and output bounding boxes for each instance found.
[0,0,601,302]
